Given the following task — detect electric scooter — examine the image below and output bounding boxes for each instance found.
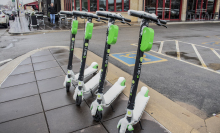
[71,11,109,106]
[90,11,131,121]
[117,10,167,133]
[60,11,103,92]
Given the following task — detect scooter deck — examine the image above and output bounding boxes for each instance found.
[132,86,150,125]
[74,62,98,81]
[84,70,101,93]
[103,77,126,107]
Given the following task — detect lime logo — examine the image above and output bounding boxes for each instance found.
[85,43,88,46]
[100,80,101,82]
[132,80,135,84]
[72,38,75,41]
[107,49,110,53]
[98,95,101,98]
[127,111,131,115]
[101,69,103,72]
[71,48,74,51]
[137,75,139,78]
[79,82,81,85]
[83,56,86,58]
[130,93,132,96]
[140,57,143,62]
[105,64,108,67]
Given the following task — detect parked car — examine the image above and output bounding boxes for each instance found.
[0,10,9,28]
[3,10,16,20]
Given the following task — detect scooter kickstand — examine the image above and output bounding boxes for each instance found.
[139,121,144,130]
[110,105,115,112]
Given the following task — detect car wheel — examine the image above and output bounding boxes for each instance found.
[4,24,8,28]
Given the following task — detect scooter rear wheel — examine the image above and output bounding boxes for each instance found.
[93,110,102,122]
[118,126,133,133]
[76,95,82,106]
[66,82,70,92]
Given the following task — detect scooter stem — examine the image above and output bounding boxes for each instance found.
[126,22,147,122]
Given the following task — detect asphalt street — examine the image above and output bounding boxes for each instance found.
[0,23,220,119]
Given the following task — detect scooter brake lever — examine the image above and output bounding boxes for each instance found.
[126,22,131,26]
[102,21,106,24]
[162,25,167,28]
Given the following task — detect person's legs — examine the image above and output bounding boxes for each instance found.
[50,14,53,23]
[52,14,55,24]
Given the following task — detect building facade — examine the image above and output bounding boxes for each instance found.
[41,0,220,22]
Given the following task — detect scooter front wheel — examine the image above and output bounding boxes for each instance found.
[76,95,82,106]
[118,126,133,133]
[93,110,102,122]
[66,82,70,92]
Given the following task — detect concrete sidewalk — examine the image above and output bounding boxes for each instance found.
[0,47,169,133]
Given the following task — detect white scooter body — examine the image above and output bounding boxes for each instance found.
[117,86,150,133]
[63,62,98,87]
[73,70,101,100]
[90,77,126,116]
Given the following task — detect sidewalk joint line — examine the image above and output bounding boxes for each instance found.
[30,56,51,133]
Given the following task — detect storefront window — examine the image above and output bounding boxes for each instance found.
[145,0,156,14]
[108,0,114,11]
[124,0,129,11]
[187,0,215,20]
[99,0,106,11]
[81,0,88,11]
[116,0,122,11]
[72,0,75,10]
[207,0,215,14]
[76,0,80,10]
[170,0,180,19]
[90,0,97,11]
[66,0,129,12]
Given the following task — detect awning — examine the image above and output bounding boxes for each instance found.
[24,1,39,10]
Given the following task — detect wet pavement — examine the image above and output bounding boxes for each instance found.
[0,48,169,133]
[1,22,220,121]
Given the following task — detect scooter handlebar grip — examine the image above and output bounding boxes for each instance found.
[128,10,142,18]
[160,19,167,24]
[100,17,109,21]
[60,11,73,15]
[96,11,108,17]
[124,18,131,22]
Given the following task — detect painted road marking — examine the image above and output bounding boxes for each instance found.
[0,59,12,65]
[158,41,164,53]
[191,44,207,68]
[175,40,181,60]
[131,43,220,74]
[211,48,220,59]
[110,51,167,66]
[202,41,220,45]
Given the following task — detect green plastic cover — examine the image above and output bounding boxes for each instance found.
[85,22,94,40]
[140,27,154,52]
[71,20,78,35]
[107,25,119,45]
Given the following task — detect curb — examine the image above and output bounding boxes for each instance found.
[1,46,219,133]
